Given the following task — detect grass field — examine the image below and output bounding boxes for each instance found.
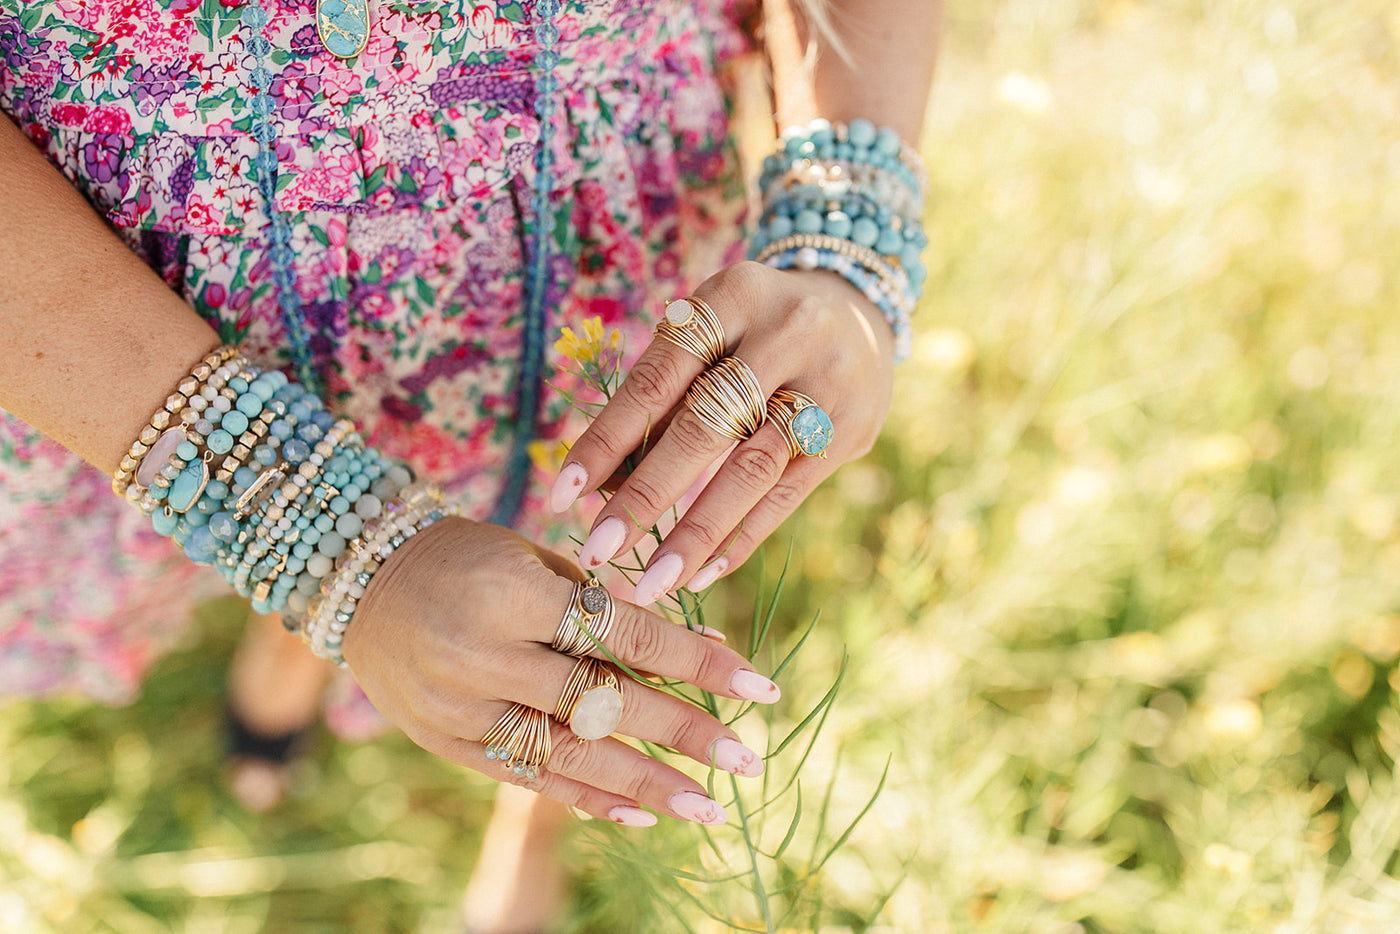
[5,0,1400,930]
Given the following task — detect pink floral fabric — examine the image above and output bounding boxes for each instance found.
[0,0,753,705]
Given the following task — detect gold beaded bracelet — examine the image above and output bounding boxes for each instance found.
[111,345,241,499]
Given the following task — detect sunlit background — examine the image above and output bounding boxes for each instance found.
[5,0,1400,930]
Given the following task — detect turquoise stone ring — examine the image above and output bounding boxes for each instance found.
[766,389,834,458]
[317,0,369,58]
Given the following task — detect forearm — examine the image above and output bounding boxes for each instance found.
[0,114,222,474]
[768,0,942,140]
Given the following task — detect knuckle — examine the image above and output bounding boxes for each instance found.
[546,732,591,776]
[707,260,768,306]
[612,757,651,802]
[665,709,715,759]
[679,510,727,551]
[624,357,678,411]
[730,444,785,492]
[581,418,632,462]
[671,409,724,453]
[621,617,668,671]
[623,471,669,517]
[765,478,806,514]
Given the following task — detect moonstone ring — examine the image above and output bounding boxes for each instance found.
[554,657,625,742]
[655,296,726,365]
[765,389,834,458]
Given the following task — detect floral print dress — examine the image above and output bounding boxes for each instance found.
[0,0,753,705]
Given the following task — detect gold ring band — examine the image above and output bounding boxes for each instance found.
[765,389,834,459]
[482,704,552,780]
[655,297,726,366]
[552,580,616,657]
[684,356,767,441]
[554,657,625,741]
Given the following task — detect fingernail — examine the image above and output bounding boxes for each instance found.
[580,516,626,569]
[550,462,588,513]
[608,805,658,827]
[695,624,726,642]
[686,557,729,592]
[634,552,684,607]
[711,738,765,777]
[669,791,728,825]
[729,669,781,704]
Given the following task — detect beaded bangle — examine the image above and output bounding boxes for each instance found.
[112,345,242,499]
[299,484,452,666]
[761,160,925,221]
[763,119,928,203]
[138,365,257,515]
[113,345,458,667]
[756,235,914,306]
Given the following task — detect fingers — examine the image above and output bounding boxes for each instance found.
[416,727,657,825]
[627,420,793,605]
[516,645,766,778]
[550,338,721,515]
[524,569,777,704]
[686,455,839,588]
[420,717,733,826]
[550,265,766,517]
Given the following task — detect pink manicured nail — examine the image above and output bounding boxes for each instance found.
[634,552,683,607]
[608,805,658,827]
[580,516,626,569]
[669,791,728,825]
[686,557,729,592]
[711,738,765,777]
[729,669,781,703]
[550,463,588,513]
[696,624,727,642]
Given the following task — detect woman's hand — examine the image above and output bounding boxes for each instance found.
[343,516,779,826]
[550,261,896,606]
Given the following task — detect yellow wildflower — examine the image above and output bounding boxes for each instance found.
[554,326,592,363]
[527,438,571,474]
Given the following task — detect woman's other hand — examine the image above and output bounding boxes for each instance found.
[551,261,895,606]
[343,516,778,826]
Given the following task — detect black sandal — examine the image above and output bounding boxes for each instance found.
[224,705,311,810]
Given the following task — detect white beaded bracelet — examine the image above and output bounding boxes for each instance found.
[298,483,456,666]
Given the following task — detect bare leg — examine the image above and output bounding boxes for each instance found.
[462,784,570,934]
[225,607,330,811]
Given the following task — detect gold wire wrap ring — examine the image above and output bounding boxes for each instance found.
[765,389,835,459]
[482,704,553,780]
[684,356,767,441]
[551,580,616,657]
[554,656,625,742]
[655,296,726,366]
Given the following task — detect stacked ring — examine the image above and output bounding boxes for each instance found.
[765,389,835,458]
[482,704,553,780]
[655,297,726,365]
[684,356,766,441]
[552,580,616,657]
[554,656,625,741]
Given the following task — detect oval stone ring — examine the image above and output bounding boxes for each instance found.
[554,657,625,742]
[765,389,835,459]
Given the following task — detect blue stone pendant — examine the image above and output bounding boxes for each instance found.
[317,0,370,59]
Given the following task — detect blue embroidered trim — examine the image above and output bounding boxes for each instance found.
[242,0,321,396]
[244,0,560,524]
[489,0,561,527]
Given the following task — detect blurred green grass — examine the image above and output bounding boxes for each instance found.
[6,0,1400,930]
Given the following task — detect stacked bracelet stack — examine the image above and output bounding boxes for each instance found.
[747,118,929,362]
[111,345,456,667]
